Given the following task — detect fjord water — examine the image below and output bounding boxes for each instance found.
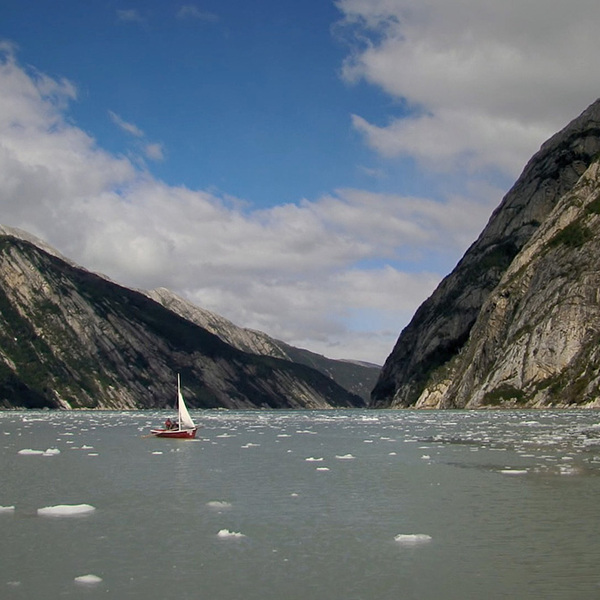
[2,410,600,599]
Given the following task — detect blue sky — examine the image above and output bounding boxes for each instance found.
[1,1,600,364]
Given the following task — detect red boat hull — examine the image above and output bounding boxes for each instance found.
[150,428,197,439]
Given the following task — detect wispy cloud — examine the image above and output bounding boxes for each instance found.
[108,110,144,138]
[116,9,146,25]
[108,111,164,163]
[144,142,165,161]
[176,5,219,22]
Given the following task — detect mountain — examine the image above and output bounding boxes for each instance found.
[371,98,600,409]
[0,226,365,410]
[146,288,380,402]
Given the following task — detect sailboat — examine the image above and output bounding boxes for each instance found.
[150,375,198,439]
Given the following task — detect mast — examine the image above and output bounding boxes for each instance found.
[177,373,182,430]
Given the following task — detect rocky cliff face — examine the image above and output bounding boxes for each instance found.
[0,228,365,410]
[146,288,380,402]
[371,98,600,408]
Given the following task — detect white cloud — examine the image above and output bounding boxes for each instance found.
[336,0,600,177]
[0,46,475,364]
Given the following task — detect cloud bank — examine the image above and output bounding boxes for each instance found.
[336,0,600,176]
[1,44,474,364]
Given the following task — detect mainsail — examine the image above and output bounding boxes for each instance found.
[177,375,196,430]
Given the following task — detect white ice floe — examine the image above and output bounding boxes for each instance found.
[421,455,431,460]
[151,451,163,455]
[74,574,102,585]
[335,454,355,460]
[316,467,330,471]
[18,447,60,456]
[305,457,323,462]
[0,505,15,513]
[207,501,232,510]
[499,469,528,475]
[217,529,246,539]
[394,534,432,545]
[37,504,96,517]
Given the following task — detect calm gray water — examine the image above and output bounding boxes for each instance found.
[2,409,600,599]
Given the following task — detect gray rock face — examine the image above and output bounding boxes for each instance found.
[0,233,364,410]
[371,99,600,408]
[146,288,380,403]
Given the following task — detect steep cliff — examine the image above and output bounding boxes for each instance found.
[0,229,364,409]
[417,160,600,408]
[371,98,600,408]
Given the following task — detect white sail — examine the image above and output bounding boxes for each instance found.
[177,375,196,430]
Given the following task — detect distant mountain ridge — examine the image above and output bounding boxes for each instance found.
[371,98,600,409]
[146,288,380,402]
[0,227,371,410]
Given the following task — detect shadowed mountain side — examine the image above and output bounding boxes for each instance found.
[0,233,364,409]
[147,288,379,403]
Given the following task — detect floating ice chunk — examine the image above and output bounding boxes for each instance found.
[305,457,323,462]
[151,451,163,455]
[74,574,102,585]
[18,448,44,455]
[388,452,397,456]
[316,467,330,471]
[43,448,60,456]
[394,534,432,545]
[37,504,96,517]
[0,505,15,513]
[335,454,355,460]
[217,529,246,539]
[559,465,578,476]
[241,443,260,448]
[499,469,528,475]
[421,455,431,460]
[207,501,232,510]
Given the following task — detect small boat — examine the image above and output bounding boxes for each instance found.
[150,375,198,439]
